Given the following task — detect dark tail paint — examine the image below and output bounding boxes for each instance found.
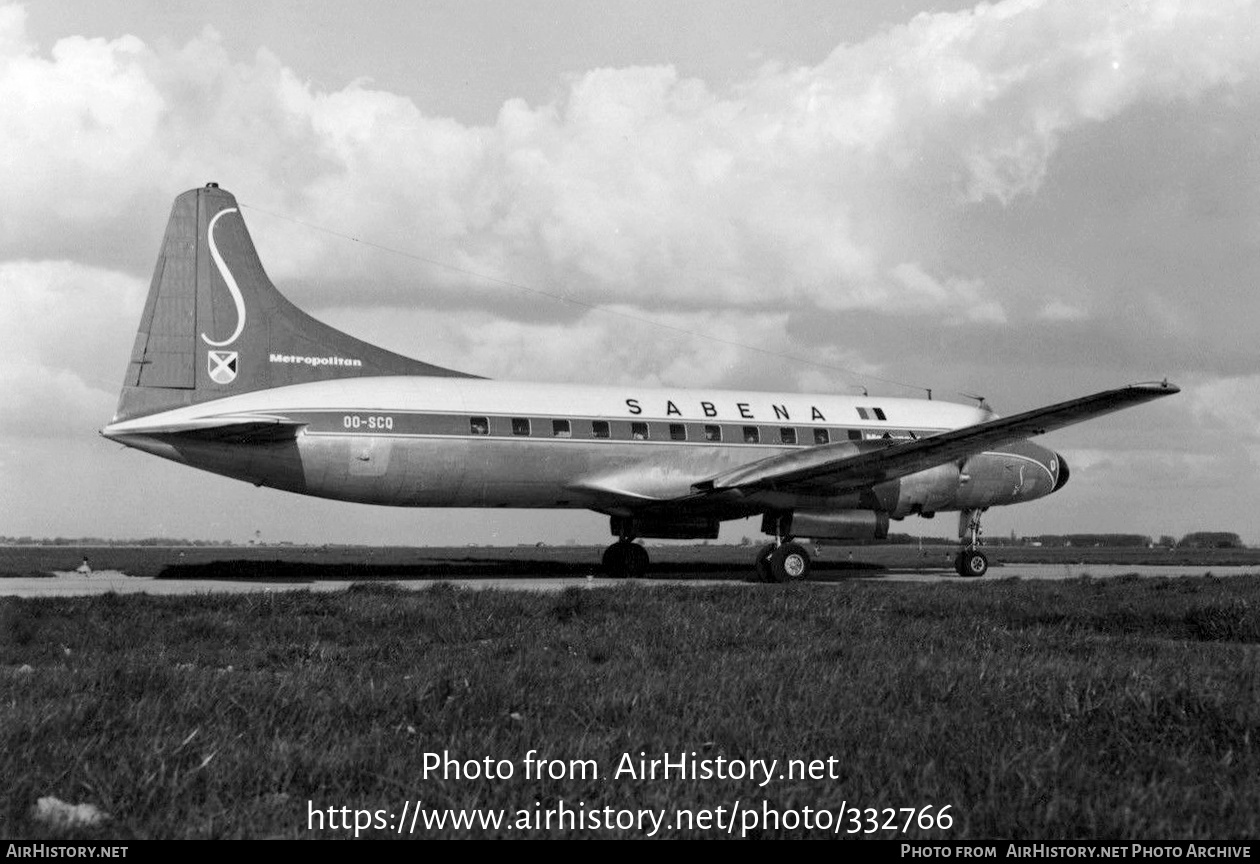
[114,183,478,422]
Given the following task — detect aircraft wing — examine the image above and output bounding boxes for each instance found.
[692,381,1179,498]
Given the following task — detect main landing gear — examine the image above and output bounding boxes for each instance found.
[953,508,989,578]
[755,539,812,583]
[602,538,649,579]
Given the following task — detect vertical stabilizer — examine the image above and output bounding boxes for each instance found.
[115,184,477,421]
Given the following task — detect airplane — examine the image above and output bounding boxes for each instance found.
[100,184,1179,581]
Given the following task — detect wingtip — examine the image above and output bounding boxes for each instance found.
[1132,379,1180,395]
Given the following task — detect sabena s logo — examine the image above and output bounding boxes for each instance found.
[201,207,246,348]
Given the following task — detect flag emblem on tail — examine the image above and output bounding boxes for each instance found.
[208,350,238,384]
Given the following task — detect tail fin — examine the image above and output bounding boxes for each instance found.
[114,183,477,422]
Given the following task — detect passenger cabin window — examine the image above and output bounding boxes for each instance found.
[743,426,760,444]
[469,417,489,436]
[669,423,687,441]
[511,418,531,436]
[704,425,722,442]
[591,420,611,439]
[848,429,862,441]
[857,407,871,420]
[814,428,829,445]
[552,419,571,438]
[874,407,887,421]
[631,422,649,440]
[779,427,797,445]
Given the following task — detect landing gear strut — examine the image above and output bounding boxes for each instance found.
[954,508,989,578]
[602,538,649,578]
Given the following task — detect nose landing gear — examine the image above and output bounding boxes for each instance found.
[954,548,989,578]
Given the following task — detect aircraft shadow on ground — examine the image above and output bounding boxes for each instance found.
[155,558,893,582]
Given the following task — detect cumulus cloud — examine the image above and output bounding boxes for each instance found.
[1186,375,1260,468]
[2,0,1255,375]
[1192,375,1260,430]
[321,302,875,394]
[0,260,145,437]
[2,0,1255,330]
[1061,447,1230,487]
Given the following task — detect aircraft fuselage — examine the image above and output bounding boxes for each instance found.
[104,376,1066,521]
[101,184,1173,579]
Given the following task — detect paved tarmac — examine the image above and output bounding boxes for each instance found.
[0,563,1254,598]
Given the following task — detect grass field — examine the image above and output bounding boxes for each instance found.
[3,574,1259,839]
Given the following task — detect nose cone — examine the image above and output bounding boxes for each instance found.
[1053,453,1070,492]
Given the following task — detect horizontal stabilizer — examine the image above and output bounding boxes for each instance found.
[102,413,304,443]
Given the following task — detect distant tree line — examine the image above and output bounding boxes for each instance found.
[0,536,235,546]
[1176,531,1245,549]
[823,532,1247,549]
[1021,534,1153,548]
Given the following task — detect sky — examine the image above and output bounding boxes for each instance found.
[1,0,1258,546]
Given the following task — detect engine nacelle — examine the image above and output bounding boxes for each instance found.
[892,461,963,518]
[763,510,890,541]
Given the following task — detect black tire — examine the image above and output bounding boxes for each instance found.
[769,542,811,582]
[958,550,988,578]
[602,541,649,578]
[753,543,776,582]
[602,542,627,577]
[624,542,650,579]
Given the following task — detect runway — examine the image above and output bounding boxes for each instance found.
[1,563,1254,598]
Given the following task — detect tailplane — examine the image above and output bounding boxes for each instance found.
[114,183,477,422]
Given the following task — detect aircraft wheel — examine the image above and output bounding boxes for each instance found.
[602,542,626,577]
[753,543,776,582]
[957,550,988,578]
[769,542,811,583]
[624,542,649,578]
[602,540,648,578]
